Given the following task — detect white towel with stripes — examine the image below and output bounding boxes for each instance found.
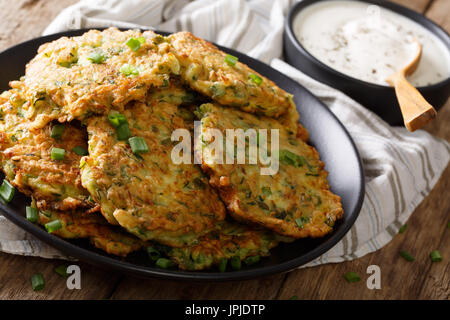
[0,0,448,267]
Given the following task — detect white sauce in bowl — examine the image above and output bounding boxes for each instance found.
[293,0,450,86]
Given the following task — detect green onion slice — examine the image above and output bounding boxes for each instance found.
[120,64,139,76]
[400,250,414,262]
[146,246,161,261]
[50,124,65,139]
[45,219,62,233]
[0,179,15,202]
[129,136,149,154]
[125,37,142,52]
[249,73,262,85]
[230,256,241,270]
[344,272,361,283]
[116,123,131,141]
[398,224,407,234]
[430,250,442,262]
[218,258,227,272]
[244,255,260,266]
[295,218,304,229]
[224,54,238,66]
[87,51,106,64]
[54,265,69,277]
[51,147,65,160]
[156,258,174,269]
[72,146,88,156]
[108,111,128,128]
[26,206,38,223]
[31,273,45,291]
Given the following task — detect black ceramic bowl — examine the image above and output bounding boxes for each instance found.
[284,0,450,126]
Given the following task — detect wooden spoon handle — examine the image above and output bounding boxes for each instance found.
[387,72,437,132]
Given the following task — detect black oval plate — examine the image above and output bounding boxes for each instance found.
[0,29,364,281]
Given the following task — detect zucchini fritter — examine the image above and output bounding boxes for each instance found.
[81,101,226,247]
[168,221,285,270]
[15,28,178,127]
[36,204,144,257]
[0,89,90,211]
[168,32,293,118]
[195,103,343,238]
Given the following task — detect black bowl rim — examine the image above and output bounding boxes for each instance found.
[285,0,450,90]
[0,28,365,282]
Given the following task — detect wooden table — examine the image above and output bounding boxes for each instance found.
[0,0,448,300]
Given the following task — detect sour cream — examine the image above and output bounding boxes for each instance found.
[293,0,450,86]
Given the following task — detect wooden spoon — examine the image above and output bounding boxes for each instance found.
[386,39,437,132]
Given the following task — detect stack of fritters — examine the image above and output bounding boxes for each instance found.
[0,28,343,270]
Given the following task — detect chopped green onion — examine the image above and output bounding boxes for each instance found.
[51,147,65,160]
[244,255,260,266]
[108,111,127,128]
[344,272,361,283]
[400,250,414,262]
[230,256,241,270]
[31,273,45,291]
[289,295,299,300]
[54,265,69,277]
[430,250,442,262]
[224,54,238,66]
[87,51,106,64]
[26,206,38,223]
[125,37,142,52]
[129,136,149,154]
[0,179,15,202]
[279,149,305,167]
[72,146,88,156]
[295,218,304,229]
[50,124,65,139]
[45,219,62,233]
[116,123,131,141]
[249,73,262,85]
[398,224,407,234]
[146,246,161,261]
[218,258,227,272]
[120,64,139,76]
[137,36,146,44]
[156,258,174,269]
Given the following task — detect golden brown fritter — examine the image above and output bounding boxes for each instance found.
[168,221,287,270]
[36,204,144,257]
[195,103,343,238]
[168,32,294,118]
[0,89,91,211]
[14,28,179,128]
[81,101,226,247]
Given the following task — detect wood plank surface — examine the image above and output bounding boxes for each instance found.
[0,0,448,300]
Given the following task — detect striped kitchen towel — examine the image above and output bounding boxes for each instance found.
[1,0,448,266]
